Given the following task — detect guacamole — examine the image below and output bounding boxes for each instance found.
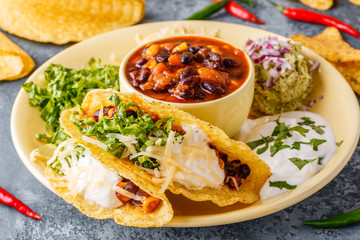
[245,37,313,115]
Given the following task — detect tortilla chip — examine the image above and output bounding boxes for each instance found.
[0,32,34,81]
[350,0,360,5]
[300,0,333,10]
[0,0,145,44]
[60,89,271,206]
[291,27,360,94]
[46,141,173,228]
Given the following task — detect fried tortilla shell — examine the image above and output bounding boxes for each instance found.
[60,89,271,206]
[46,140,173,228]
[0,0,145,44]
[0,32,35,81]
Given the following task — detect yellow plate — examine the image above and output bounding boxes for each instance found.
[11,21,360,227]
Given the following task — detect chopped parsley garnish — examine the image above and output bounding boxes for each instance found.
[22,58,120,145]
[246,116,327,157]
[247,136,274,154]
[317,157,324,165]
[288,157,317,170]
[269,181,297,190]
[336,140,344,147]
[291,138,327,151]
[298,117,325,135]
[71,94,180,170]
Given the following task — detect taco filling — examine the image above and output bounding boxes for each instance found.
[69,93,251,193]
[60,89,271,206]
[48,140,161,213]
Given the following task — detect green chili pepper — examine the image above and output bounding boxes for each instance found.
[185,0,230,20]
[303,208,360,229]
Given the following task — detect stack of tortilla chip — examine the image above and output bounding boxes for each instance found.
[350,0,360,6]
[0,0,145,44]
[299,0,333,10]
[291,27,360,95]
[0,32,34,81]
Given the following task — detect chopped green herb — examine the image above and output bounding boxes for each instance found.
[50,158,64,176]
[310,138,327,151]
[336,140,344,147]
[289,157,317,170]
[71,94,179,170]
[270,142,290,157]
[269,181,297,190]
[298,117,325,135]
[317,157,324,165]
[247,136,274,154]
[291,138,326,151]
[289,125,309,137]
[22,58,120,145]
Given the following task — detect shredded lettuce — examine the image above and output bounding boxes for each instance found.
[71,94,179,169]
[22,58,120,145]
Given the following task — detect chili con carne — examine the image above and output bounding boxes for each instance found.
[125,36,250,103]
[0,187,41,220]
[267,0,360,39]
[212,0,264,24]
[303,208,360,229]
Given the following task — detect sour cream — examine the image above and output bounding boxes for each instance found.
[171,124,225,189]
[239,111,336,199]
[53,141,122,208]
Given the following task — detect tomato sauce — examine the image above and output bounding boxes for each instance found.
[125,36,250,103]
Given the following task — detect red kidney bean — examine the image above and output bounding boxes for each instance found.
[203,59,212,68]
[212,61,225,71]
[178,88,204,100]
[224,162,236,177]
[188,46,198,54]
[123,181,139,194]
[194,51,206,62]
[180,66,197,80]
[223,57,239,67]
[237,164,250,179]
[208,52,221,62]
[178,76,200,88]
[156,49,170,63]
[193,90,204,100]
[129,71,139,81]
[227,174,242,189]
[138,68,150,82]
[201,81,226,94]
[180,51,194,64]
[135,58,148,68]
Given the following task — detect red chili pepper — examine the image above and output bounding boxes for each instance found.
[267,0,360,39]
[212,0,265,25]
[0,187,41,220]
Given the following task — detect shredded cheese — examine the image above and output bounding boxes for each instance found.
[113,186,146,202]
[82,136,107,150]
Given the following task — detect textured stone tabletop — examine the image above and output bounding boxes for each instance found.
[1,0,360,239]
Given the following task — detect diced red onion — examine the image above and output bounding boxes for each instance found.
[245,36,294,75]
[269,68,280,79]
[309,61,320,73]
[245,39,253,46]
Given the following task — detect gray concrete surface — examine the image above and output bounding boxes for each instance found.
[1,0,360,239]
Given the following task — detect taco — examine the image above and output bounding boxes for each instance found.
[60,89,271,206]
[46,139,173,227]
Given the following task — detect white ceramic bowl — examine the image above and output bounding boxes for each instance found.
[119,35,255,137]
